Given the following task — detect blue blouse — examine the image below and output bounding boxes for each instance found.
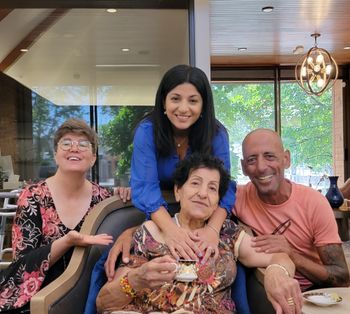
[131,119,236,219]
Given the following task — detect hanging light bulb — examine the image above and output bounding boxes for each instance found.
[295,33,338,96]
[314,64,321,73]
[326,64,332,75]
[301,66,307,77]
[317,78,324,88]
[316,54,324,64]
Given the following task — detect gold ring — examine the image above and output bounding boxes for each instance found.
[287,297,295,306]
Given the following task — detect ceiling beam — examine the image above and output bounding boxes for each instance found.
[0,9,12,21]
[0,8,68,72]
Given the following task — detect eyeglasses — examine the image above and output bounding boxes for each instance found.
[272,219,291,235]
[58,139,92,152]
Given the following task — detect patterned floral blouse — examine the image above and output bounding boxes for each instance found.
[0,181,111,312]
[115,220,244,314]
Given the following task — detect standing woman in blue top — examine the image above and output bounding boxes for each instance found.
[105,64,235,278]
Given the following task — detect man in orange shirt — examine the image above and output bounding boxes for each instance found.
[233,128,349,292]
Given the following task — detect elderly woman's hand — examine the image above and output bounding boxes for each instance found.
[127,255,177,291]
[264,267,302,314]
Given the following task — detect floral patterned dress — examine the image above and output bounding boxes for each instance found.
[116,220,243,314]
[0,181,111,313]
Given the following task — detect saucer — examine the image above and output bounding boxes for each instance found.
[303,292,342,307]
[175,272,198,282]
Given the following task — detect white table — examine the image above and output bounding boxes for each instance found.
[302,287,350,314]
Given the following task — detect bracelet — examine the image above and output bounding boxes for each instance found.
[265,264,290,277]
[207,224,220,236]
[120,274,137,298]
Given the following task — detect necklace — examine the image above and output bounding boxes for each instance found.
[174,213,206,230]
[174,213,181,226]
[174,137,188,148]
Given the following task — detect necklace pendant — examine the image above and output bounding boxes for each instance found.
[177,143,181,147]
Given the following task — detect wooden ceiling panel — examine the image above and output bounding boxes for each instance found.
[210,0,350,66]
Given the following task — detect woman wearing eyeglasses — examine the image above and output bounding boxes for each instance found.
[0,118,114,314]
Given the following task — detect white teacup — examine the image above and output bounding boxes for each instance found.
[175,259,198,282]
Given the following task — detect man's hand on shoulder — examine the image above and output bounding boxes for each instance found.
[251,234,293,255]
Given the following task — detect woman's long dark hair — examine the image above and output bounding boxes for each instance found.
[147,64,220,157]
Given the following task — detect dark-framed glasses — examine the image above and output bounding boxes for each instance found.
[58,139,92,152]
[272,218,291,235]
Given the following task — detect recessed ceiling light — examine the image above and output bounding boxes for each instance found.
[262,6,274,13]
[238,47,247,52]
[344,46,350,50]
[121,48,130,52]
[106,8,117,13]
[20,48,28,52]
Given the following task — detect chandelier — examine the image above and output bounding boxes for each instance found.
[295,33,338,96]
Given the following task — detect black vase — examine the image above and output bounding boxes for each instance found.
[325,176,344,208]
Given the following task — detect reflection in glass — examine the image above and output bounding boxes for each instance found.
[212,82,275,181]
[281,83,332,190]
[4,9,189,107]
[0,7,189,185]
[97,106,152,187]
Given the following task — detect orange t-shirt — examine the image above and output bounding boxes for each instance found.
[233,180,341,291]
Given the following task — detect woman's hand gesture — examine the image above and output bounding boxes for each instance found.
[50,231,113,267]
[66,230,113,247]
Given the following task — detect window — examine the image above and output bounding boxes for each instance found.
[212,82,274,181]
[0,4,191,185]
[280,82,333,192]
[212,67,340,188]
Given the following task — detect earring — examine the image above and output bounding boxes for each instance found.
[164,111,167,115]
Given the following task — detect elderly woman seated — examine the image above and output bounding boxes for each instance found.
[96,154,302,314]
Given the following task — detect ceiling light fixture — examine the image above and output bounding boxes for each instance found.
[121,48,130,52]
[20,48,28,52]
[238,47,247,52]
[295,33,338,96]
[106,8,117,13]
[344,46,350,50]
[262,6,274,13]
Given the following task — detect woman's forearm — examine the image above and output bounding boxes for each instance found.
[268,253,296,278]
[207,206,227,232]
[151,206,177,231]
[49,234,73,266]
